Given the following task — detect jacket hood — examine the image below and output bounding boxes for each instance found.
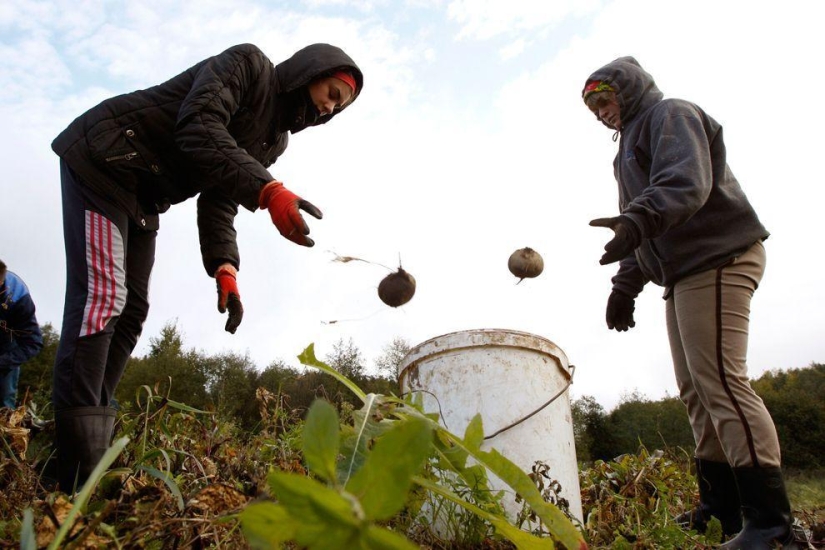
[275,43,364,133]
[582,56,663,129]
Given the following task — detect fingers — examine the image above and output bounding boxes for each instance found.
[282,204,318,247]
[613,318,636,331]
[266,195,322,247]
[600,231,635,264]
[287,207,309,236]
[286,231,315,247]
[217,286,228,313]
[610,314,636,332]
[299,199,323,220]
[589,217,617,229]
[224,293,243,334]
[606,313,628,331]
[600,245,625,265]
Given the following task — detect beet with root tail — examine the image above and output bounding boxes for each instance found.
[508,247,544,283]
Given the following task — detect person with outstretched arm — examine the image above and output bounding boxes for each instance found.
[51,42,363,492]
[582,56,799,549]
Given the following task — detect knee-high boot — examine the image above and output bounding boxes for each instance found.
[720,466,800,549]
[676,458,742,536]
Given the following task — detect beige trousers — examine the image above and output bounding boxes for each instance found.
[666,241,781,467]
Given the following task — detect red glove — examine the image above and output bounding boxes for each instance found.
[215,265,243,334]
[259,180,323,247]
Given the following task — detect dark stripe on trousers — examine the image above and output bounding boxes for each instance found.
[715,265,760,467]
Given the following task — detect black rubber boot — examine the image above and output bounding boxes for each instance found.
[55,406,116,493]
[676,458,742,536]
[720,466,801,549]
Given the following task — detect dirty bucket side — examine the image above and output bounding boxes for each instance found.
[399,329,583,525]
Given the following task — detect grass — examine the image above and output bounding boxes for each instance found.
[787,469,825,540]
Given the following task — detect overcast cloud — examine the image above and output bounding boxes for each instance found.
[1,0,822,410]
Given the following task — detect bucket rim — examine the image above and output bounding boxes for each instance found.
[397,328,571,390]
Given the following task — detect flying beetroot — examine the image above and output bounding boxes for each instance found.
[378,267,416,307]
[508,247,544,284]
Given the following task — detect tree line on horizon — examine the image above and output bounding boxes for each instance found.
[17,322,824,471]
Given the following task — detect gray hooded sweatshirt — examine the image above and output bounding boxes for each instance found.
[583,57,769,298]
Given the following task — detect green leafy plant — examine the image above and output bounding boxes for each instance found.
[241,344,587,550]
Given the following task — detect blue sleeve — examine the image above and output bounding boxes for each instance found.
[0,294,43,367]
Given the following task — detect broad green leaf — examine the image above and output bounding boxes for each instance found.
[346,417,433,521]
[299,344,366,402]
[338,394,387,485]
[361,525,421,550]
[241,502,298,548]
[267,470,360,527]
[433,443,492,501]
[242,500,358,550]
[463,413,484,450]
[434,429,469,470]
[303,399,341,484]
[413,475,555,549]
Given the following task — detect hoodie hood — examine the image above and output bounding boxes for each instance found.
[582,56,663,130]
[274,43,364,133]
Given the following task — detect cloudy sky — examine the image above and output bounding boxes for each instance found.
[2,0,822,410]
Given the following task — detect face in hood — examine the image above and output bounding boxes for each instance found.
[582,56,663,130]
[275,43,364,134]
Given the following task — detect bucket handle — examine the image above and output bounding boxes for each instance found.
[483,364,576,440]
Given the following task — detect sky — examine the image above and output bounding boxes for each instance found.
[1,0,823,411]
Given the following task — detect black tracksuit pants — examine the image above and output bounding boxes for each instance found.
[53,160,156,410]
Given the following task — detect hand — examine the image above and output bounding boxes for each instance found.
[259,180,323,247]
[215,264,243,334]
[589,215,642,265]
[606,290,636,331]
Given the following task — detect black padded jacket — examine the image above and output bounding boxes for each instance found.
[52,43,363,274]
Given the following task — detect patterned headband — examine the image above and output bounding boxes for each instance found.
[583,80,615,101]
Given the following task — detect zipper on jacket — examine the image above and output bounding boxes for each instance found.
[105,151,138,162]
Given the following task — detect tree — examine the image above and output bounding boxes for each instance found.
[148,322,185,358]
[17,322,59,405]
[203,351,259,428]
[751,363,825,469]
[605,390,693,458]
[374,336,412,380]
[257,360,300,394]
[116,322,209,410]
[325,338,365,379]
[571,395,614,463]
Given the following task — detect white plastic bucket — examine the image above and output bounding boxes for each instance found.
[398,328,582,524]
